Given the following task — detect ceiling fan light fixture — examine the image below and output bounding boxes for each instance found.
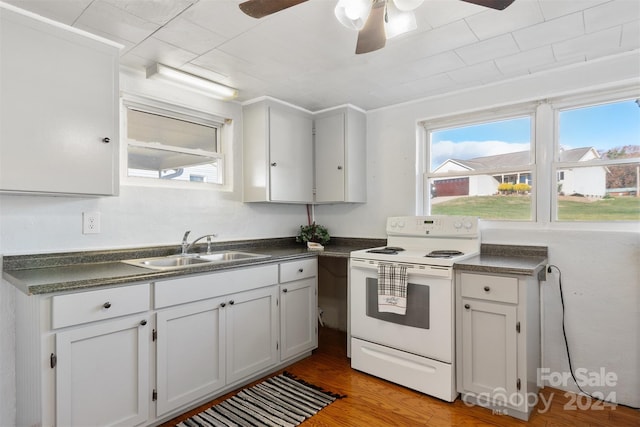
[335,0,372,30]
[392,0,424,11]
[146,63,238,100]
[384,0,417,39]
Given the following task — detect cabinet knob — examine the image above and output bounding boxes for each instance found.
[102,137,111,144]
[220,302,226,308]
[283,288,288,293]
[229,300,235,305]
[464,304,470,310]
[298,268,304,273]
[140,320,147,326]
[483,286,491,292]
[103,302,111,309]
[271,162,277,167]
[337,165,343,170]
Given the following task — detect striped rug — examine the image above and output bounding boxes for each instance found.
[176,372,345,427]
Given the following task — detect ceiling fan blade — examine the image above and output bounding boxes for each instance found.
[355,2,386,55]
[460,0,515,10]
[239,0,308,19]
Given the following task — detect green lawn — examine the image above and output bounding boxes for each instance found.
[431,195,640,221]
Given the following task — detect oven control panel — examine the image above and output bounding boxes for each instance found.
[387,215,478,237]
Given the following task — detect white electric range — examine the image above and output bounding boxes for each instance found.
[349,215,480,402]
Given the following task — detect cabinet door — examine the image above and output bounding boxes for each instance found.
[55,316,149,427]
[269,106,313,202]
[0,8,118,195]
[156,298,226,416]
[226,286,279,384]
[280,278,317,360]
[315,113,345,203]
[461,299,517,400]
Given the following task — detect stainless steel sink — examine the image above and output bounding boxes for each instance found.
[122,251,269,271]
[198,252,264,262]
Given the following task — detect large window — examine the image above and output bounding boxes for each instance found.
[123,97,226,187]
[555,99,640,221]
[422,91,640,222]
[426,114,534,220]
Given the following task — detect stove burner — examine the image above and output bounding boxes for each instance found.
[367,248,398,254]
[425,250,464,258]
[366,246,405,255]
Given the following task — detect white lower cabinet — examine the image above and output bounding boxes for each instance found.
[279,258,318,361]
[460,299,518,398]
[225,286,279,383]
[155,284,279,417]
[455,271,540,421]
[15,283,151,427]
[55,315,150,427]
[15,259,318,426]
[155,297,226,416]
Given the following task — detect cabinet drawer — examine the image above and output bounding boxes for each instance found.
[279,258,317,283]
[155,264,278,308]
[460,273,517,304]
[51,283,150,329]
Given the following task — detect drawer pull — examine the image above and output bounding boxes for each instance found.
[220,302,226,308]
[464,304,470,310]
[103,302,112,309]
[298,268,304,273]
[483,286,491,292]
[283,288,288,293]
[140,320,147,326]
[229,300,235,305]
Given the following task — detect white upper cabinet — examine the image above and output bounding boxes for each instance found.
[243,99,314,203]
[243,99,366,204]
[314,106,366,203]
[0,5,120,196]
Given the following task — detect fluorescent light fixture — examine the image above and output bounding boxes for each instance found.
[146,63,238,100]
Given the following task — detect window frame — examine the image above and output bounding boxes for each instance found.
[421,103,538,221]
[550,91,640,222]
[120,93,231,191]
[417,86,640,227]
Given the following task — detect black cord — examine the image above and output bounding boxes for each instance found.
[547,264,639,410]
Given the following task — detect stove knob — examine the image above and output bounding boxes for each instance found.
[463,220,473,229]
[454,221,462,229]
[398,221,405,228]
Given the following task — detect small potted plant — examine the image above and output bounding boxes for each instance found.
[296,222,330,246]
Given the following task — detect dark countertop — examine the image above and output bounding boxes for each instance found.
[3,237,386,296]
[454,243,548,277]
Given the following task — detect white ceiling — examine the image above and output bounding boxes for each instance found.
[5,0,640,111]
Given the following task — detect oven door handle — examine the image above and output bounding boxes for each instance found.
[350,258,452,278]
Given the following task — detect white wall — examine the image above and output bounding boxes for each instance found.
[317,51,640,407]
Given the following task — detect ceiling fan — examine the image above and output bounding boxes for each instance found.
[238,0,516,54]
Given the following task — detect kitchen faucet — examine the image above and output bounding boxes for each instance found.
[181,230,218,255]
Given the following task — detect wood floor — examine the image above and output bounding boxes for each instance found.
[162,328,639,427]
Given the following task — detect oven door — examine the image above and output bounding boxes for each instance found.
[349,257,454,363]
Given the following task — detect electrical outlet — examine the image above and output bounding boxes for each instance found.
[83,212,101,234]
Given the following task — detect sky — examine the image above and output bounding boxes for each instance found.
[430,99,640,171]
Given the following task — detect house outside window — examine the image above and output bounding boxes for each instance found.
[425,113,534,220]
[421,91,640,223]
[555,98,640,221]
